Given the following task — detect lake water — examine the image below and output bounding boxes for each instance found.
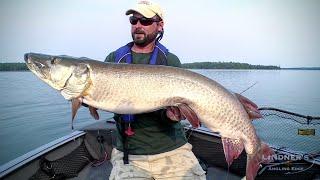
[0,70,319,165]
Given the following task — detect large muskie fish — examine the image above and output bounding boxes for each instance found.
[25,53,273,180]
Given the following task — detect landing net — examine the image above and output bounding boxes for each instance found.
[254,107,320,156]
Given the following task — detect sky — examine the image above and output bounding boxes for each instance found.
[0,0,319,68]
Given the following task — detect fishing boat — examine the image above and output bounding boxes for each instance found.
[0,107,319,180]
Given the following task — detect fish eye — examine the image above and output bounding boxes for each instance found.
[50,58,56,65]
[50,58,61,65]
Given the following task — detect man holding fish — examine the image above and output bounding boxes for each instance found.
[25,1,273,179]
[105,1,207,179]
[103,1,269,180]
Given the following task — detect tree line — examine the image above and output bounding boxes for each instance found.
[181,62,280,69]
[0,61,281,71]
[0,63,29,71]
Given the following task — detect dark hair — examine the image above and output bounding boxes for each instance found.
[155,15,163,41]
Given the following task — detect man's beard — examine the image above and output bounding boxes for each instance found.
[132,29,158,47]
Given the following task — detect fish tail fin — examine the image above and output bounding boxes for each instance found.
[222,137,244,167]
[246,142,274,180]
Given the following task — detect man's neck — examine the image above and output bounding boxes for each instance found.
[131,41,156,53]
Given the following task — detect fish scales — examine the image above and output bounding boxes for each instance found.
[83,60,258,155]
[25,53,274,180]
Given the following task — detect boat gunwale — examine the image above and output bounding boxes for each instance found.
[0,130,86,178]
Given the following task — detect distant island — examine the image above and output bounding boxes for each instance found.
[0,62,318,71]
[181,62,280,69]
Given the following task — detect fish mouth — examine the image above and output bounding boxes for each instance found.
[24,53,29,63]
[24,53,32,69]
[24,53,50,80]
[24,53,45,69]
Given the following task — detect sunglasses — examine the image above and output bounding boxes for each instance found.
[129,16,160,26]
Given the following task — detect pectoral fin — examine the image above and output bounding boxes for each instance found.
[89,106,99,120]
[71,98,82,129]
[166,106,184,121]
[177,104,200,128]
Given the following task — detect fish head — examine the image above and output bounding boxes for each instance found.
[25,53,91,100]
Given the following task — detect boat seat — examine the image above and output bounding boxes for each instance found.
[68,161,112,180]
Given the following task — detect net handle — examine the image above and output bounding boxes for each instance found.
[258,107,320,122]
